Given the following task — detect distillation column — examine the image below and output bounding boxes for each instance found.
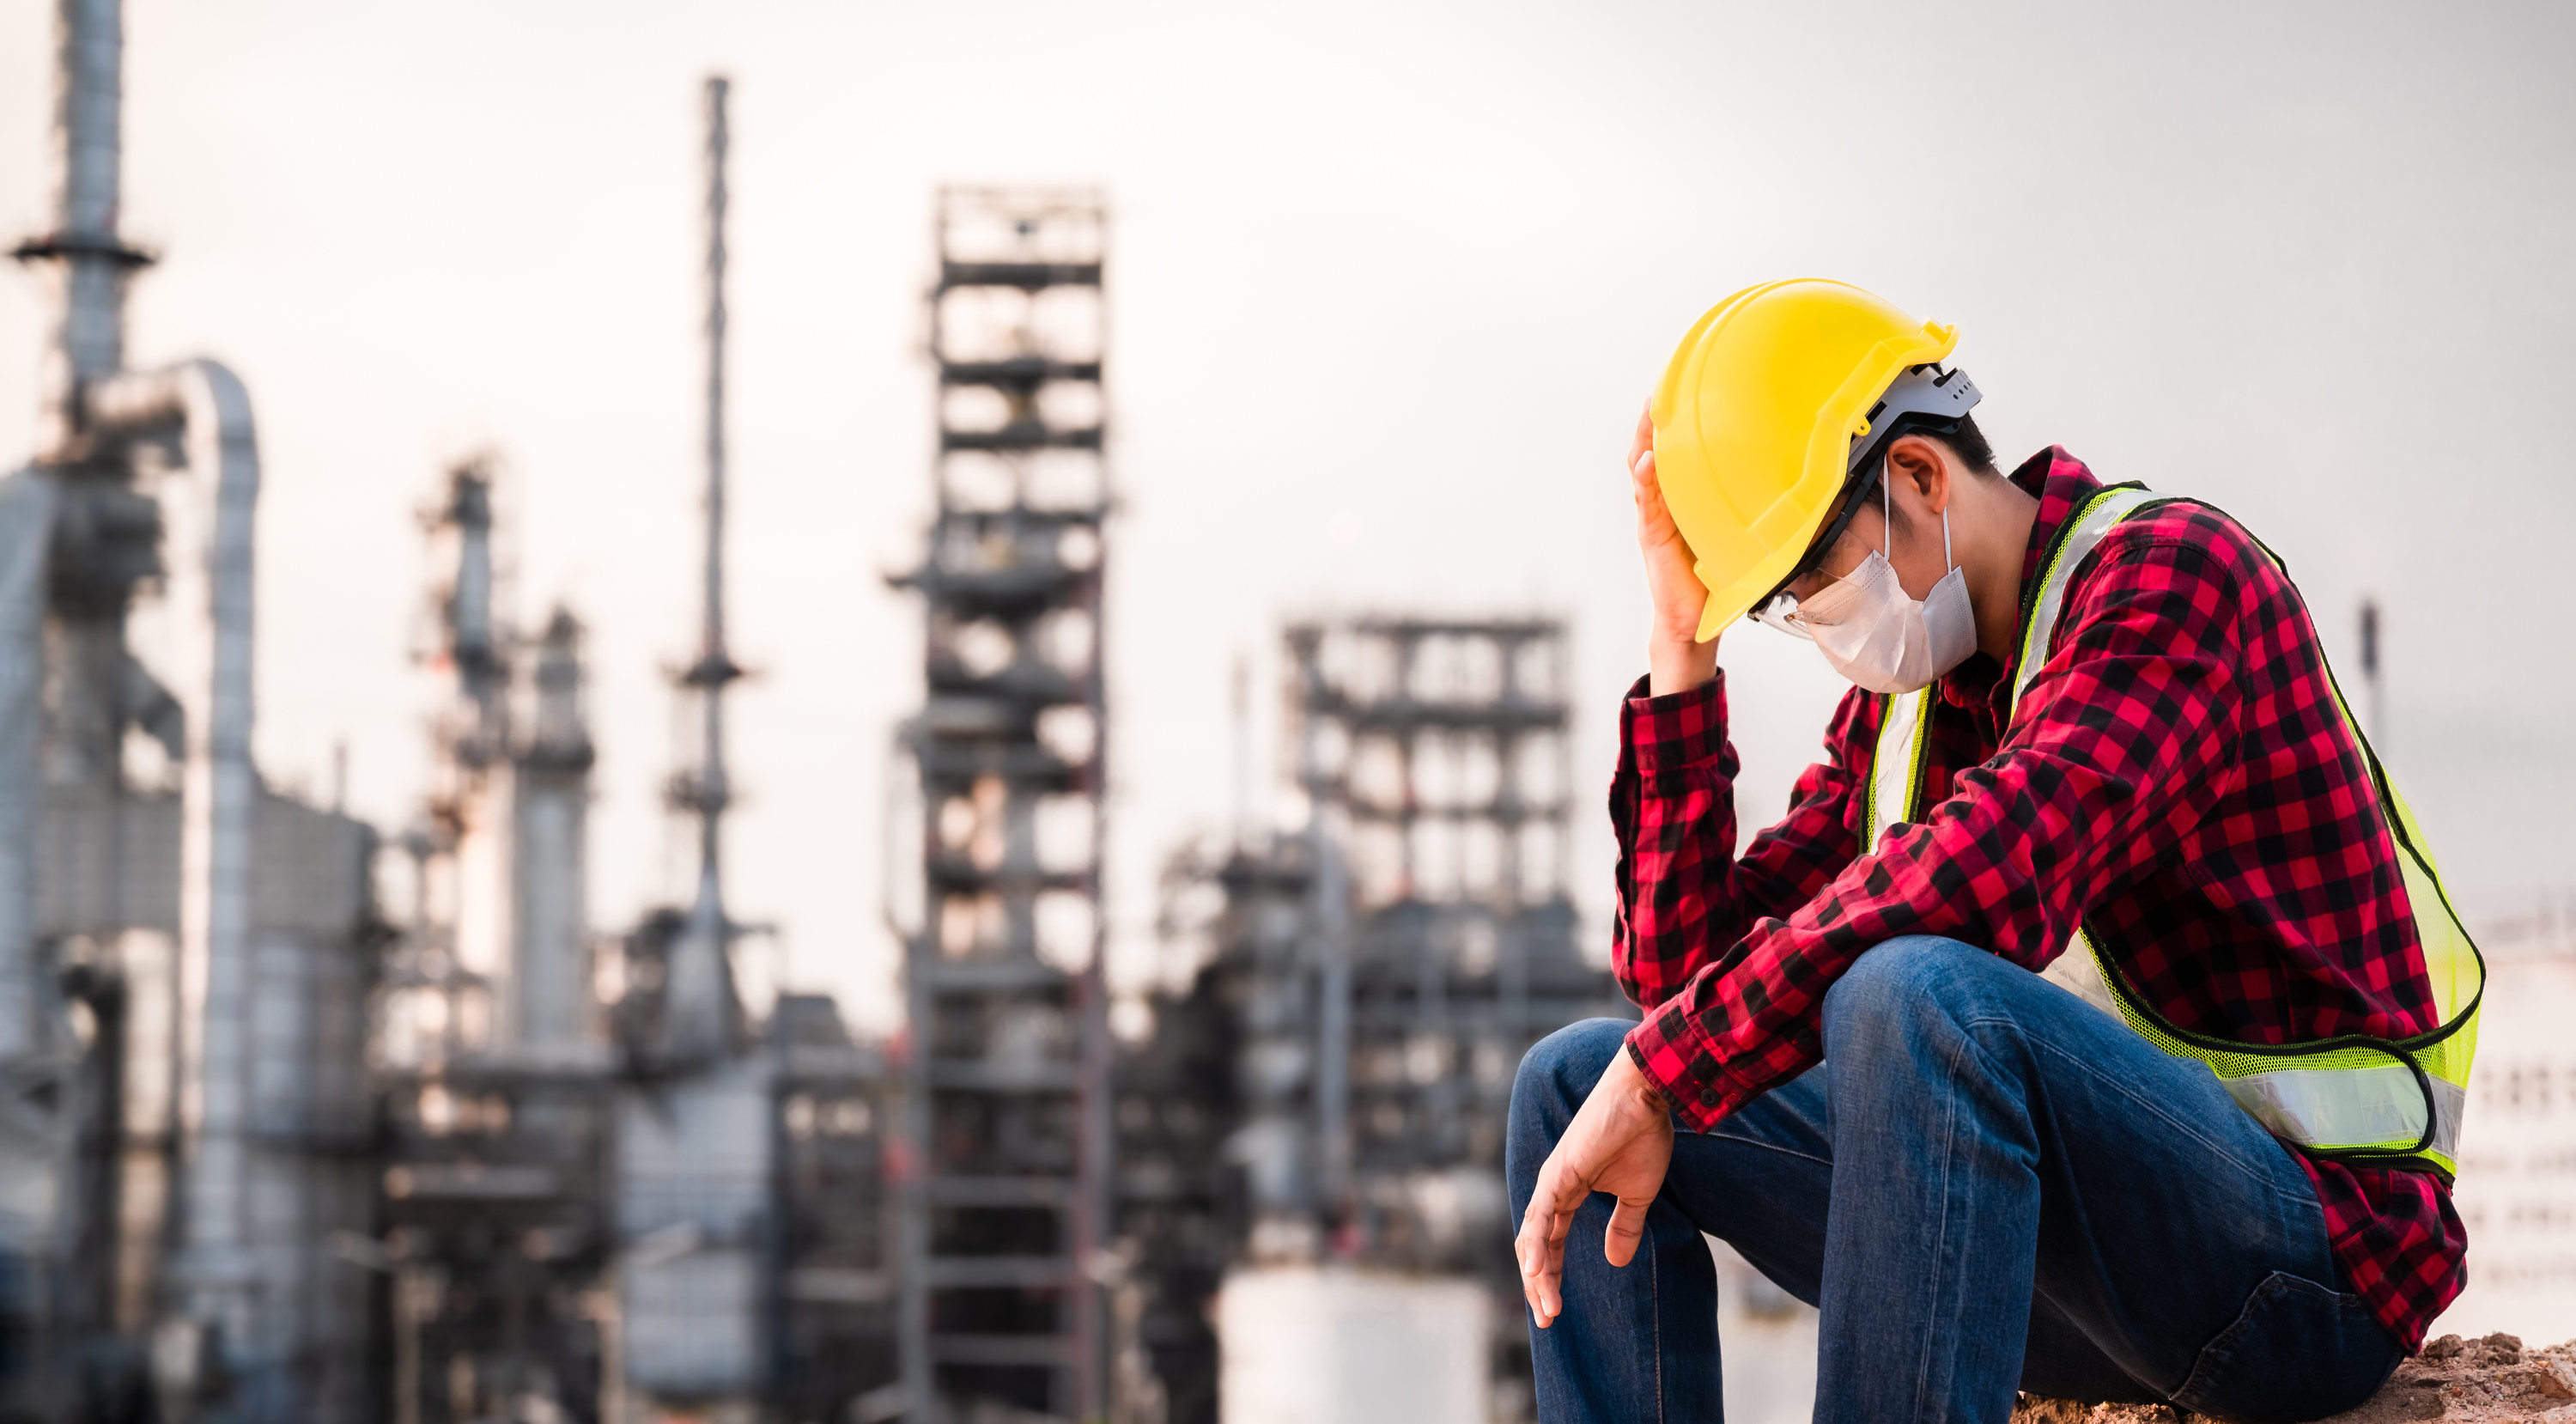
[513,610,594,1054]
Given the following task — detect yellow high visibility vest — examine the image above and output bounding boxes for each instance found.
[1860,484,2482,1179]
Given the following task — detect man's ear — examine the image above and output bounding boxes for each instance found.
[1887,435,1952,516]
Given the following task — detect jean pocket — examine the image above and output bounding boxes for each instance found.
[2169,1270,2401,1424]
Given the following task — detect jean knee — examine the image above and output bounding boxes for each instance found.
[1510,1019,1633,1139]
[1823,934,1984,1036]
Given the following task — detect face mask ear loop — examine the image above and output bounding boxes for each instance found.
[1880,459,1893,560]
[1941,502,1953,572]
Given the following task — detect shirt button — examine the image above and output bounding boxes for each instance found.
[1699,1089,1719,1106]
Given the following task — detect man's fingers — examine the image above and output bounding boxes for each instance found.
[1537,1221,1564,1324]
[1631,453,1668,521]
[1602,1196,1651,1269]
[1516,1212,1564,1327]
[1516,1221,1548,1324]
[1515,1214,1548,1287]
[1529,1146,1594,1224]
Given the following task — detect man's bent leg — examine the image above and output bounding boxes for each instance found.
[1510,1019,1845,1423]
[1510,1019,1732,1421]
[1813,936,2402,1424]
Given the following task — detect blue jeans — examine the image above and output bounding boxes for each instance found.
[1506,937,2402,1424]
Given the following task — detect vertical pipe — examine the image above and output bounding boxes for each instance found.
[2358,599,2385,752]
[9,0,129,1079]
[440,466,513,1042]
[86,361,262,1375]
[35,0,134,461]
[446,467,500,737]
[185,367,258,1369]
[0,474,57,1062]
[894,954,927,1424]
[54,0,123,261]
[1230,655,1251,853]
[698,75,731,892]
[655,75,738,1066]
[1297,642,1352,1223]
[1313,837,1352,1224]
[1073,420,1113,1421]
[513,612,592,1053]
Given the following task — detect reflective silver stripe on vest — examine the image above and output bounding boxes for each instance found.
[2220,1064,2464,1164]
[2038,932,2120,1019]
[2009,486,2163,715]
[1865,688,1931,849]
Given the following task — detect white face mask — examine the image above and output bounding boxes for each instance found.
[1770,478,1977,695]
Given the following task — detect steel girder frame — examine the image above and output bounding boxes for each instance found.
[896,188,1113,1424]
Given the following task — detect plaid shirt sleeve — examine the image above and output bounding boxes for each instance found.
[1620,530,2246,1129]
[1607,671,1872,1013]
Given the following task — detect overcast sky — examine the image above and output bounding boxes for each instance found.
[3,0,2571,1032]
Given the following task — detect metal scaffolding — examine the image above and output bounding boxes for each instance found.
[1115,618,1631,1423]
[896,186,1113,1424]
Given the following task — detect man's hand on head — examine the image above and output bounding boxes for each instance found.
[1515,1043,1678,1329]
[1631,400,1719,697]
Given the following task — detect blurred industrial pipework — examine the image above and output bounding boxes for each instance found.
[0,3,1631,1421]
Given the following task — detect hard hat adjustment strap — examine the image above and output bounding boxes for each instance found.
[1754,365,1984,612]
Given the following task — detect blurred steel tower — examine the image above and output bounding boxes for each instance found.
[897,188,1113,1424]
[663,75,747,1066]
[612,76,770,1417]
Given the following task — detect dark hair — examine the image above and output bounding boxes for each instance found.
[1857,413,1998,540]
[1758,411,2001,604]
[1930,412,2000,476]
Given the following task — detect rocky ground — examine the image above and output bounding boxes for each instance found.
[2011,1334,2576,1423]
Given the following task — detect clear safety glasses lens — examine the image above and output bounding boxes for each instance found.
[1751,593,1812,639]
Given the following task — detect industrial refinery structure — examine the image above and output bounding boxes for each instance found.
[1,0,380,1416]
[892,186,1115,1424]
[1114,620,1631,1424]
[0,3,1625,1421]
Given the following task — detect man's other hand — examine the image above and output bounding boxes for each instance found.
[1515,1043,1677,1328]
[1631,400,1718,696]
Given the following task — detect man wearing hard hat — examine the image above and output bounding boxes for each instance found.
[1508,281,2480,1423]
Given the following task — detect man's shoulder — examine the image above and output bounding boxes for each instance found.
[2088,492,2287,595]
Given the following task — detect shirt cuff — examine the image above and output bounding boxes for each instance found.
[1623,997,1752,1132]
[1619,669,1730,776]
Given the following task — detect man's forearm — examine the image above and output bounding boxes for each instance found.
[1648,632,1717,699]
[1610,672,1759,1011]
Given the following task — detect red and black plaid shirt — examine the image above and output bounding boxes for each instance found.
[1612,447,2464,1348]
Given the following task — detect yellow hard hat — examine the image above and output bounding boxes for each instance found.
[1651,279,1961,642]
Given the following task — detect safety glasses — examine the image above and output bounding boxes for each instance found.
[1748,457,1885,637]
[1746,363,1982,634]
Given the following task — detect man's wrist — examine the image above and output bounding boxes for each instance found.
[1613,1040,1671,1112]
[1648,634,1717,697]
[1624,1009,1741,1129]
[1631,1065,1671,1115]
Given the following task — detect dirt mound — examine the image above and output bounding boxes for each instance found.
[2011,1334,2576,1423]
